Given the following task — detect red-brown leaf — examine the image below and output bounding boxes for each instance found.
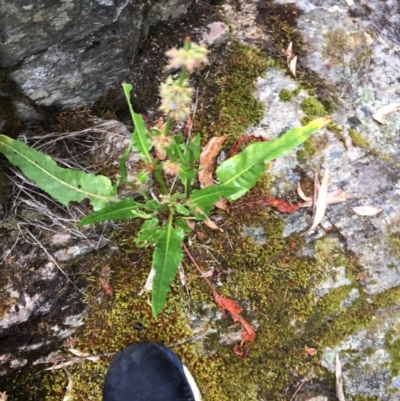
[213,291,256,357]
[244,198,302,213]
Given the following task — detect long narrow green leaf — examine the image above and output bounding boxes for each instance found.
[189,184,238,214]
[119,133,134,181]
[0,134,115,210]
[217,117,331,200]
[77,198,139,225]
[152,217,184,317]
[122,83,152,163]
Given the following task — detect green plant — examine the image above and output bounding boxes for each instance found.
[0,39,330,317]
[279,89,293,102]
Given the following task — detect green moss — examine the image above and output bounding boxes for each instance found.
[300,115,315,126]
[363,346,376,357]
[322,29,350,66]
[279,89,294,101]
[327,122,342,135]
[385,330,400,376]
[304,138,316,155]
[193,42,270,142]
[292,87,301,96]
[353,396,380,401]
[301,97,327,117]
[348,129,370,148]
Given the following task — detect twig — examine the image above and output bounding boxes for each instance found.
[23,228,85,296]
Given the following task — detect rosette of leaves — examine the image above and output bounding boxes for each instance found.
[0,39,330,317]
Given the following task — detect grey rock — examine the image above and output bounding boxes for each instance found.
[1,0,194,115]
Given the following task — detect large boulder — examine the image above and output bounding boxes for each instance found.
[0,0,194,126]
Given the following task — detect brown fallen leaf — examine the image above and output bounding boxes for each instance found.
[352,206,382,216]
[283,42,293,58]
[297,182,312,202]
[214,199,228,210]
[372,103,400,124]
[288,55,298,77]
[304,345,318,356]
[196,231,207,241]
[199,135,230,188]
[204,217,223,232]
[100,263,114,297]
[302,169,329,235]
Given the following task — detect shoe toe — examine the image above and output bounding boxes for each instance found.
[103,342,196,401]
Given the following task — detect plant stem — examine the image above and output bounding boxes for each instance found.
[167,208,174,228]
[185,148,195,199]
[163,117,172,136]
[153,169,168,195]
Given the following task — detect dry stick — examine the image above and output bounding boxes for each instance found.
[289,380,307,401]
[23,228,85,296]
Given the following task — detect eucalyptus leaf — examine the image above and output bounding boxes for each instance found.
[0,134,115,211]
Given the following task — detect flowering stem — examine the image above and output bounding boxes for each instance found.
[153,167,168,195]
[163,117,172,136]
[185,148,195,199]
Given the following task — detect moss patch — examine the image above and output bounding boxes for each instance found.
[349,129,370,148]
[301,97,327,117]
[279,88,294,101]
[192,42,270,142]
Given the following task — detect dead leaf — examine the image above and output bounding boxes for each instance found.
[44,360,79,371]
[213,291,256,358]
[199,135,230,188]
[0,392,8,401]
[63,338,77,349]
[67,348,99,362]
[200,266,215,278]
[283,42,293,58]
[142,267,156,293]
[186,220,196,230]
[335,354,346,401]
[304,345,318,356]
[302,169,329,235]
[244,198,302,213]
[297,182,312,202]
[62,369,73,401]
[300,188,350,208]
[214,199,228,210]
[100,263,114,297]
[196,231,207,241]
[372,103,400,124]
[204,217,223,232]
[288,55,298,77]
[352,206,382,216]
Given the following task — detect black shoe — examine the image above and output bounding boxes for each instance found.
[103,342,202,401]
